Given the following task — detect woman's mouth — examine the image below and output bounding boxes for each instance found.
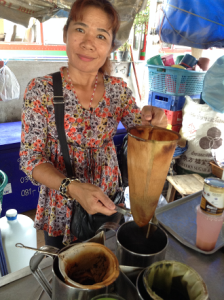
[77,54,95,62]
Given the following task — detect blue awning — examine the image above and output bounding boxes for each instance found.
[156,0,224,49]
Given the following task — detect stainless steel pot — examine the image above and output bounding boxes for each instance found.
[140,261,209,300]
[29,232,118,300]
[19,241,119,290]
[136,269,151,300]
[29,231,141,300]
[98,221,168,268]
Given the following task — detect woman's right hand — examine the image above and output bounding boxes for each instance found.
[68,182,116,216]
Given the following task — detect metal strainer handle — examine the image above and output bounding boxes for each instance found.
[15,243,59,256]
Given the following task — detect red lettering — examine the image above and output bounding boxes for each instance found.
[17,6,34,14]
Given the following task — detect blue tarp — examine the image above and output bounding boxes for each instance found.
[156,0,224,49]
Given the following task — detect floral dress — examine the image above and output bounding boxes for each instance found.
[20,67,141,244]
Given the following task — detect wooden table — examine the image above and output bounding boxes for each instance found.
[166,173,204,203]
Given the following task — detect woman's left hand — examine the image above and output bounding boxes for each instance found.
[141,105,167,128]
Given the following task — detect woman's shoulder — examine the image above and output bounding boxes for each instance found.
[104,75,128,88]
[26,68,65,92]
[26,74,53,88]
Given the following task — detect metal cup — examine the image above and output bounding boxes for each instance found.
[115,221,168,268]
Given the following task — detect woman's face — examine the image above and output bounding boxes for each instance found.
[64,6,113,74]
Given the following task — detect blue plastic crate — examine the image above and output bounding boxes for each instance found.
[147,64,206,96]
[0,121,39,217]
[148,91,200,111]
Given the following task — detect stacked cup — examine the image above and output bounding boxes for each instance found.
[196,177,224,251]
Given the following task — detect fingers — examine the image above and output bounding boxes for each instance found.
[141,106,152,123]
[141,105,167,128]
[94,190,115,210]
[94,200,117,216]
[91,189,116,215]
[151,106,167,128]
[69,182,116,215]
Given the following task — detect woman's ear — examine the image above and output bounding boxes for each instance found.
[63,25,67,44]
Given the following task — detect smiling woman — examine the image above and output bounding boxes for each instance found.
[19,0,167,249]
[63,0,120,76]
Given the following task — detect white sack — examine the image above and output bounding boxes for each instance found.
[177,96,224,175]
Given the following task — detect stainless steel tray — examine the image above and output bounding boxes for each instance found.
[155,191,224,255]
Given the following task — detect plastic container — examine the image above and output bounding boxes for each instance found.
[148,91,200,111]
[179,54,198,69]
[163,109,182,125]
[0,209,37,273]
[0,170,8,276]
[0,170,8,216]
[161,54,175,66]
[196,205,224,251]
[147,64,206,96]
[147,55,164,66]
[175,55,184,65]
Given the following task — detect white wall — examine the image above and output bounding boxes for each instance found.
[0,60,139,123]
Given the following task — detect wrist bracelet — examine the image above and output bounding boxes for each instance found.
[59,177,80,200]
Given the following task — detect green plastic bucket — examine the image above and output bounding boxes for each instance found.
[0,170,8,216]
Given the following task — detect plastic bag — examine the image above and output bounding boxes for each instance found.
[0,65,20,101]
[202,55,224,113]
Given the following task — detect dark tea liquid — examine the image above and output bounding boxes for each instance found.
[118,222,167,254]
[153,288,189,300]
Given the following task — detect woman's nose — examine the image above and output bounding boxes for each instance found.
[81,35,95,51]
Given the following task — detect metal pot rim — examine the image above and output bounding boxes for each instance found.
[116,221,169,257]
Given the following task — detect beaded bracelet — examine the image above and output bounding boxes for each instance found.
[59,177,80,200]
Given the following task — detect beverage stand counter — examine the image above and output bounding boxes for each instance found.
[0,230,223,300]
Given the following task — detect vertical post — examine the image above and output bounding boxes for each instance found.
[140,22,148,60]
[145,0,158,59]
[191,48,203,59]
[129,45,141,100]
[40,23,44,45]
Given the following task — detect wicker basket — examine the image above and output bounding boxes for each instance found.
[210,161,224,179]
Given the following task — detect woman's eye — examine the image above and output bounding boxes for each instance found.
[97,34,106,40]
[76,28,84,33]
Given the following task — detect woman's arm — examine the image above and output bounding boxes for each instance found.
[32,162,115,215]
[32,163,65,190]
[119,82,167,129]
[20,78,53,185]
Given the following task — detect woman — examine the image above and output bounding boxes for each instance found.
[20,0,167,248]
